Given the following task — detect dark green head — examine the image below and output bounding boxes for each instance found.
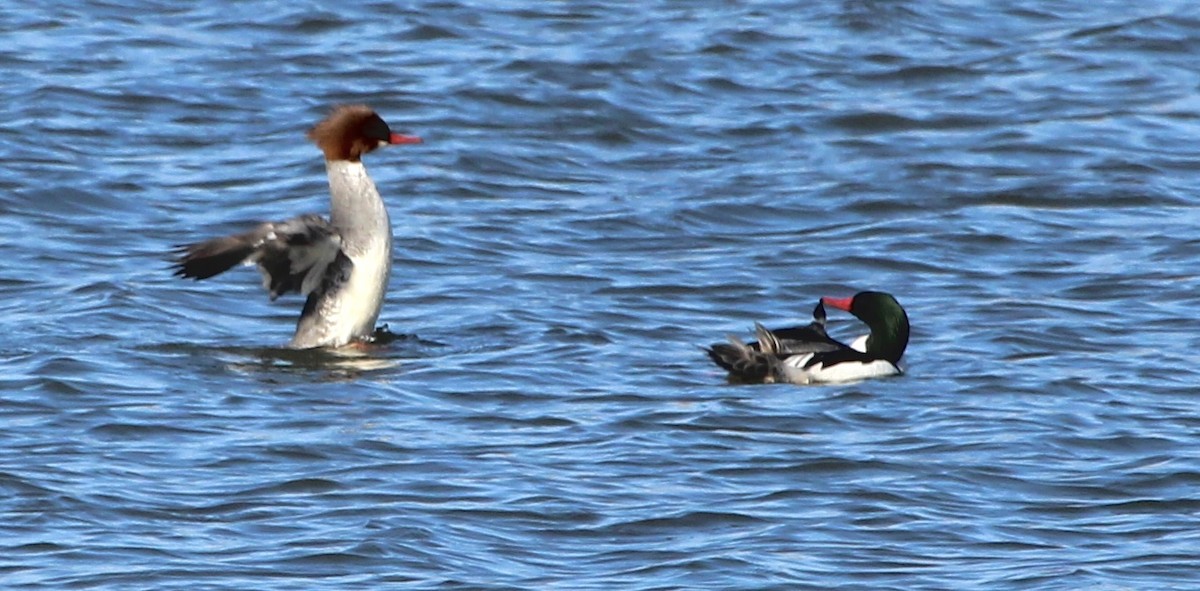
[821,291,909,363]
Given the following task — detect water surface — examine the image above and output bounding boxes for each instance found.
[2,1,1199,589]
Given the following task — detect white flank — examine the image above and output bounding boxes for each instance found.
[339,242,391,337]
[778,353,899,385]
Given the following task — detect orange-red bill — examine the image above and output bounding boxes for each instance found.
[389,133,422,145]
[821,296,854,312]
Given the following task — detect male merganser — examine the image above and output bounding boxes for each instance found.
[172,105,421,349]
[707,291,909,384]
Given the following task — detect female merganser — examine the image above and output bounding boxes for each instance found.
[173,105,421,349]
[707,291,910,384]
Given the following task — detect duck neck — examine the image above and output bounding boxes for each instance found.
[864,314,909,364]
[325,160,390,253]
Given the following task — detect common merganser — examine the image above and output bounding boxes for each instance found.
[707,291,910,384]
[172,105,421,349]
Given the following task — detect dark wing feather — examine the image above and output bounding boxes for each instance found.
[173,214,342,300]
[706,336,778,383]
[173,235,257,280]
[758,324,844,355]
[763,301,843,355]
[705,301,848,382]
[800,347,879,370]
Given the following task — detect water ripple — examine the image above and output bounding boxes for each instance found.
[2,0,1200,589]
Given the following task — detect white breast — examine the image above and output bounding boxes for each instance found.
[341,244,391,337]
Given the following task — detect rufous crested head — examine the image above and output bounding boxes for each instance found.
[307,105,421,162]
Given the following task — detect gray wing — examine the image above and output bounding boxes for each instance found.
[173,214,342,300]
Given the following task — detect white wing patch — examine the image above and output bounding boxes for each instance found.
[848,334,869,353]
[240,215,343,300]
[293,234,341,295]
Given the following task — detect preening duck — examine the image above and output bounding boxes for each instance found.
[173,105,422,348]
[707,291,909,384]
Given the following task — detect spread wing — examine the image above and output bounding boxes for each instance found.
[173,214,342,300]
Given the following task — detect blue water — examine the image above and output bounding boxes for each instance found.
[2,1,1200,589]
